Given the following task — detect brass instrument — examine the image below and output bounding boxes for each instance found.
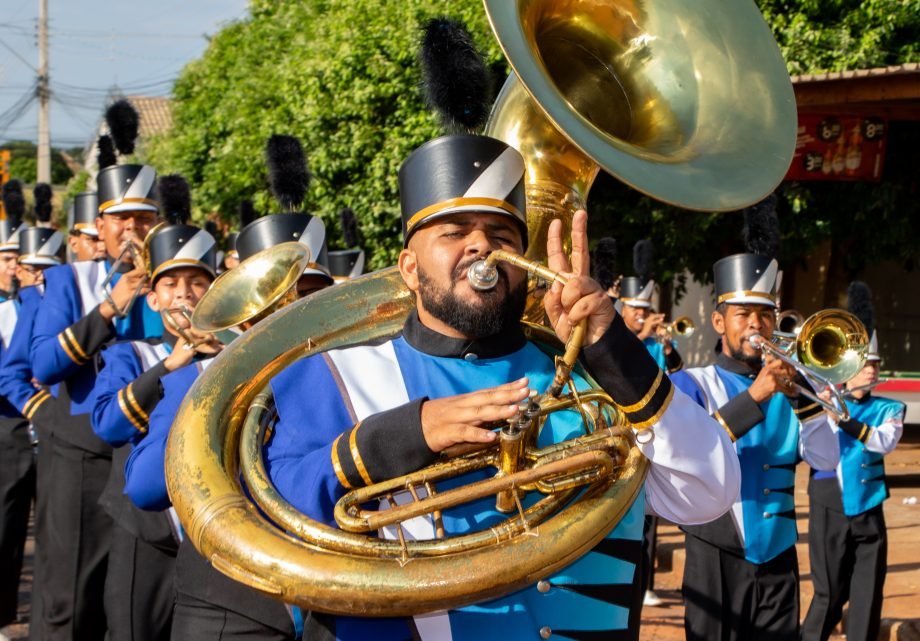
[190,242,311,336]
[843,379,887,399]
[663,316,695,339]
[165,0,798,616]
[750,310,869,421]
[102,231,150,318]
[777,309,805,336]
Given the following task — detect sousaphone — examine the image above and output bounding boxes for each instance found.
[165,0,797,615]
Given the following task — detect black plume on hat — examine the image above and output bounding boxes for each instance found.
[204,220,220,240]
[742,193,780,259]
[591,237,618,291]
[420,18,491,133]
[2,180,25,222]
[339,207,358,248]
[97,135,117,169]
[633,239,654,284]
[847,281,875,335]
[157,175,191,225]
[266,135,310,213]
[105,99,140,156]
[33,183,53,223]
[239,199,257,228]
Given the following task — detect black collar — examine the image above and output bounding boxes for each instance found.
[0,288,12,301]
[401,309,527,360]
[849,391,872,405]
[716,352,760,379]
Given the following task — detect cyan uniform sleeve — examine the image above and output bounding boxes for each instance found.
[584,316,740,525]
[264,355,364,526]
[124,364,186,511]
[92,342,164,447]
[31,265,114,384]
[0,287,55,420]
[859,400,905,455]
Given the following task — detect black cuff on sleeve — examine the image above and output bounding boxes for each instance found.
[332,398,435,488]
[838,417,869,443]
[714,392,765,442]
[794,401,825,421]
[583,314,674,429]
[129,361,170,417]
[61,305,116,363]
[665,348,683,373]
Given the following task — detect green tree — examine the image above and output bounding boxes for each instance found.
[1,140,80,185]
[149,0,920,282]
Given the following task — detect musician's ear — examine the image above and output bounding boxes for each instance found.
[146,289,160,312]
[711,308,726,335]
[398,248,419,293]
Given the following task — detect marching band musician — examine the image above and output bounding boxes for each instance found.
[0,214,97,641]
[29,163,163,641]
[262,134,740,641]
[801,282,905,641]
[617,241,683,375]
[125,135,334,641]
[0,194,34,632]
[67,192,106,263]
[670,252,840,641]
[90,177,219,641]
[125,211,334,641]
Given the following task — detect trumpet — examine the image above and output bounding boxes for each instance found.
[663,316,695,338]
[101,237,148,318]
[749,309,869,421]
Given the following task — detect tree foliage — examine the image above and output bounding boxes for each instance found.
[2,140,81,185]
[148,0,920,282]
[148,0,504,268]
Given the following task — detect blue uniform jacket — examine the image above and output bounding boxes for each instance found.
[0,286,57,421]
[30,260,163,417]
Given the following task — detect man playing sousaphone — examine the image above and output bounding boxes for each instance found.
[263,134,741,640]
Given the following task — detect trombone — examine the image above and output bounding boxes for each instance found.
[749,309,869,421]
[776,309,805,335]
[843,379,888,399]
[160,305,236,351]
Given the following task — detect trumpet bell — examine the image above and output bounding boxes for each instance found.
[797,309,869,385]
[484,0,797,211]
[191,242,310,333]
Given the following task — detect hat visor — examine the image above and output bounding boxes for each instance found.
[620,298,652,308]
[73,225,99,237]
[20,256,61,267]
[102,202,159,214]
[302,264,334,284]
[867,354,881,362]
[0,244,18,252]
[404,205,527,247]
[719,294,777,308]
[151,260,216,283]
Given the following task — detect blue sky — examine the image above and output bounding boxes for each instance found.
[0,0,249,148]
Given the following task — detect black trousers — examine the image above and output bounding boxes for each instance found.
[640,515,658,594]
[31,435,112,641]
[104,523,176,641]
[171,595,293,641]
[28,418,55,641]
[683,535,799,641]
[801,503,887,641]
[0,418,34,627]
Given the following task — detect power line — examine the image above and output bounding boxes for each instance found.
[0,36,38,73]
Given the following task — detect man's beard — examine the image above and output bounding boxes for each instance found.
[418,259,527,339]
[727,335,763,369]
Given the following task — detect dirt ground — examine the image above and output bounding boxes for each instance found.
[3,434,919,641]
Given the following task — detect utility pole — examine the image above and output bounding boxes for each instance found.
[36,0,51,183]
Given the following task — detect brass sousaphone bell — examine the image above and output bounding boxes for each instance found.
[165,0,798,616]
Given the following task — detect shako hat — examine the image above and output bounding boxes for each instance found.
[236,213,332,282]
[70,192,100,236]
[327,249,364,280]
[713,253,779,308]
[619,277,655,307]
[398,134,527,248]
[97,164,158,214]
[18,227,64,266]
[848,280,879,362]
[146,224,217,283]
[0,220,28,253]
